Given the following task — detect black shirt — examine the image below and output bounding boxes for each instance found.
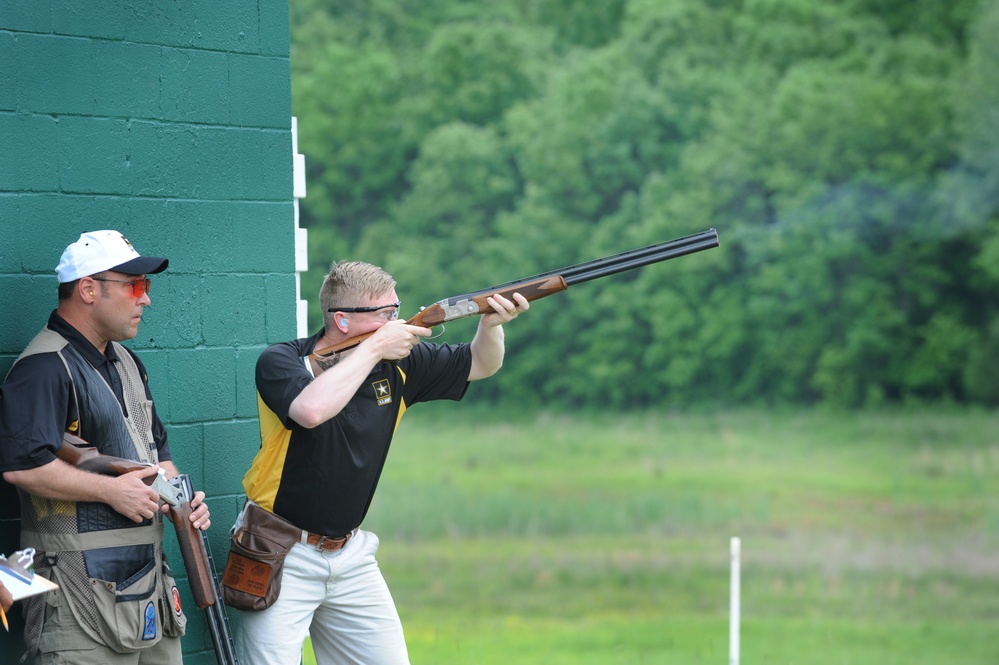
[243,329,472,536]
[0,310,171,472]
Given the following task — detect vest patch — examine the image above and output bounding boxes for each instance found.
[172,585,183,615]
[143,601,157,640]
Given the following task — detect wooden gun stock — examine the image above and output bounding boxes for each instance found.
[58,432,155,477]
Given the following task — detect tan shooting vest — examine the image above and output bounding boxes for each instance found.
[12,328,186,655]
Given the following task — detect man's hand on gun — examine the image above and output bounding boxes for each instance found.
[367,292,529,362]
[109,465,165,523]
[369,321,432,361]
[55,433,210,530]
[108,464,210,529]
[183,489,211,531]
[158,473,211,532]
[481,292,530,328]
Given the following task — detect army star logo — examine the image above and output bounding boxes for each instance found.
[372,379,392,406]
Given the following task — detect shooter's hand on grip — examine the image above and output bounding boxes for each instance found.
[365,320,431,361]
[111,466,166,523]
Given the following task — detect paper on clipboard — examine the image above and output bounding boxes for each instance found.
[0,548,58,601]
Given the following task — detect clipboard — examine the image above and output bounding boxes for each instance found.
[0,548,59,601]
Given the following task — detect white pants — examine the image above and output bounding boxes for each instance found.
[233,529,410,665]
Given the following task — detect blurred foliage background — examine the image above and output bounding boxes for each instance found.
[288,0,999,410]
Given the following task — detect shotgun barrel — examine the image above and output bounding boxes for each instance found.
[463,227,719,296]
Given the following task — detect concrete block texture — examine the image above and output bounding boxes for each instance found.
[5,33,290,125]
[0,2,295,660]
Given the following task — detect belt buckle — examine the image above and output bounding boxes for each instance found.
[315,534,345,552]
[313,528,354,552]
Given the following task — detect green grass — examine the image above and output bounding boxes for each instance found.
[303,407,999,664]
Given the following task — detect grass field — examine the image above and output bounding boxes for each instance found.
[303,407,999,664]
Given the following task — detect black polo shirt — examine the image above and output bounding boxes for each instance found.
[0,310,171,472]
[244,328,472,537]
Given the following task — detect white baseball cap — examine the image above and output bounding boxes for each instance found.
[56,230,169,283]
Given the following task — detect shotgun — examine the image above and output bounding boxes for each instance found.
[56,433,239,664]
[56,432,175,502]
[311,227,720,363]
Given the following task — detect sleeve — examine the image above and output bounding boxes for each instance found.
[401,342,473,406]
[255,342,314,428]
[0,354,73,471]
[124,348,172,463]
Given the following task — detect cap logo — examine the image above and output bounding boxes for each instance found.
[120,234,134,250]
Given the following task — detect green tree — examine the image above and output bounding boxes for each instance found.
[292,21,410,235]
[514,0,627,48]
[361,122,520,306]
[956,0,999,403]
[406,23,553,129]
[288,0,996,407]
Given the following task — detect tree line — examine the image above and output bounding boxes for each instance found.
[289,0,999,408]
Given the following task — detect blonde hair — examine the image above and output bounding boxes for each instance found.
[320,261,396,330]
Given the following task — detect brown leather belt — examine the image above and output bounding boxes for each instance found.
[302,528,357,552]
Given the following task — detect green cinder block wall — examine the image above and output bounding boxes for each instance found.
[0,2,295,661]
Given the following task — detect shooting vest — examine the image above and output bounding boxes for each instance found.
[12,328,186,655]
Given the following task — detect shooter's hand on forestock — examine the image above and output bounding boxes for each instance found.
[163,486,212,532]
[157,460,211,530]
[189,490,211,531]
[466,292,530,382]
[479,291,530,328]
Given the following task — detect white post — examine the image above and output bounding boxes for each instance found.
[291,116,309,339]
[729,537,740,665]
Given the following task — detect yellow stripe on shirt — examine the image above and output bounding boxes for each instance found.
[242,392,293,512]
